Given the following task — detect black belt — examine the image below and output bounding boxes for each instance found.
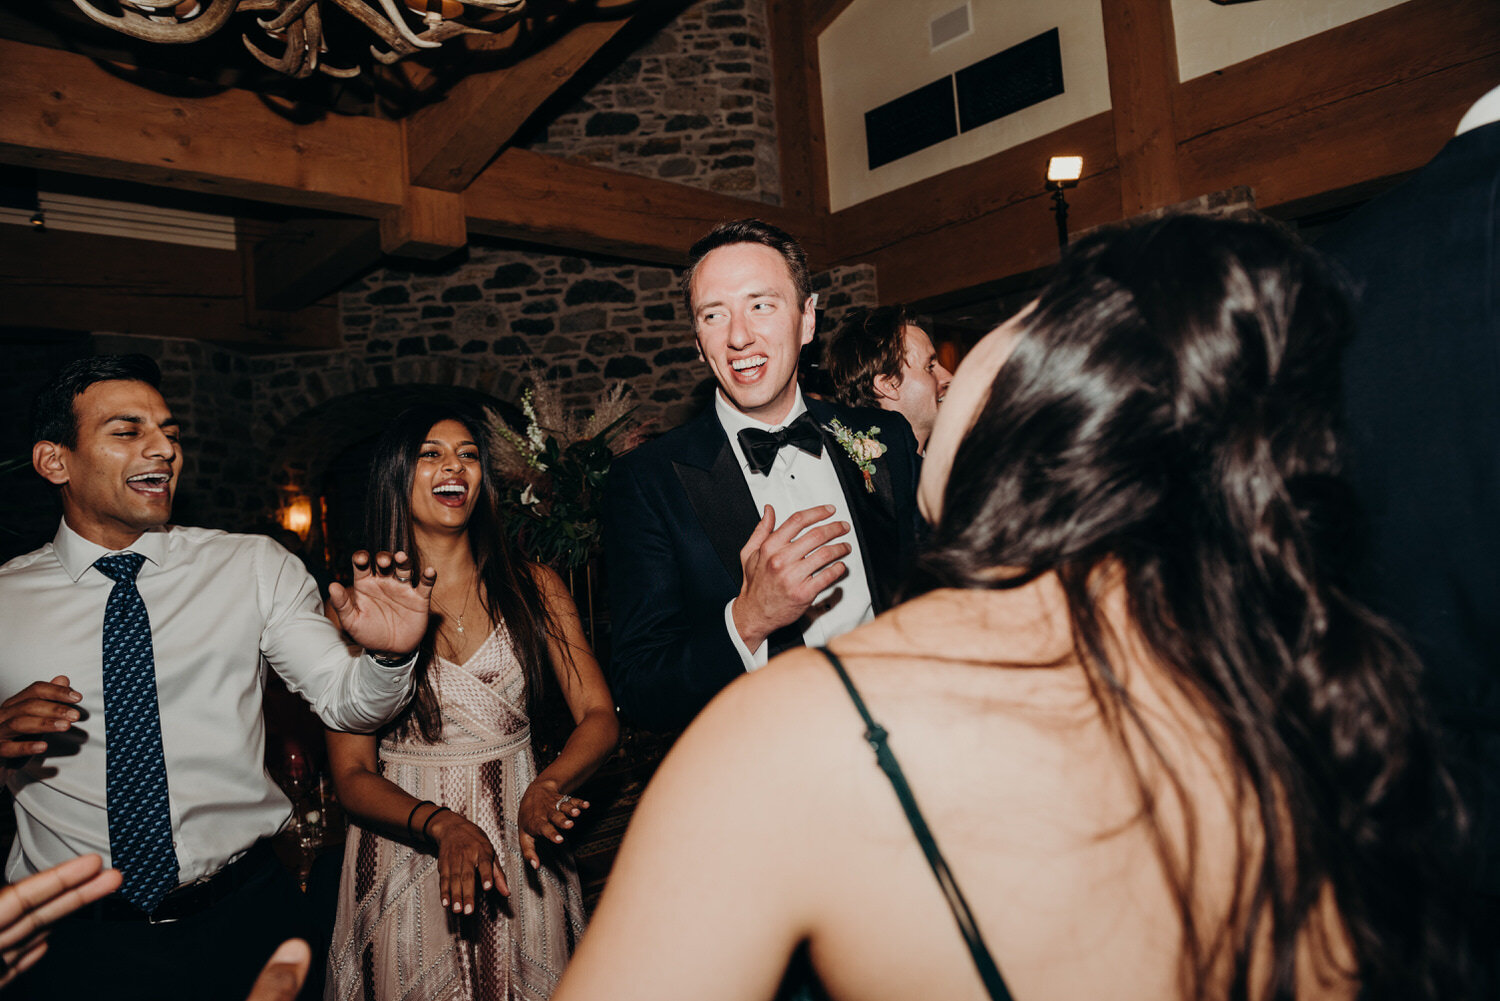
[89,840,276,924]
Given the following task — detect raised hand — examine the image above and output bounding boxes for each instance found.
[0,853,121,990]
[427,809,506,914]
[518,778,590,871]
[327,550,436,660]
[0,676,82,768]
[731,505,851,651]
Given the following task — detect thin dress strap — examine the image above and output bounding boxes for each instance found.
[816,646,1015,1001]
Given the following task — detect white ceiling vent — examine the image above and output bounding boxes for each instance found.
[930,3,972,52]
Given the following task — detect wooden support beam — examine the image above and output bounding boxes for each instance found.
[0,38,405,216]
[1101,0,1182,214]
[0,226,338,348]
[465,147,821,266]
[250,217,383,312]
[767,0,829,220]
[380,184,468,259]
[407,16,634,192]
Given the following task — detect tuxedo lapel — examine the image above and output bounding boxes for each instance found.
[807,398,902,612]
[672,413,760,589]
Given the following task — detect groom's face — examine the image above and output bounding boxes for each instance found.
[690,242,815,426]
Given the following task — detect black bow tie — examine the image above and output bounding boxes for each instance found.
[737,412,824,475]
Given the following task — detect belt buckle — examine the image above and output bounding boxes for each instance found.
[145,873,211,924]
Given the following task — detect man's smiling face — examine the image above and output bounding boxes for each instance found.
[690,241,815,425]
[47,379,181,550]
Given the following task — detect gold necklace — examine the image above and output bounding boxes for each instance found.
[433,570,478,635]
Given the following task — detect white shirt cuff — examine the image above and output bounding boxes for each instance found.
[724,599,769,671]
[360,649,419,683]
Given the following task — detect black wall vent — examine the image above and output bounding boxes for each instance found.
[955,28,1064,133]
[863,77,958,170]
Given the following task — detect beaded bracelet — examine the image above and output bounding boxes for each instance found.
[406,799,435,839]
[421,805,451,842]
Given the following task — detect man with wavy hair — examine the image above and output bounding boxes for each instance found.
[824,305,952,454]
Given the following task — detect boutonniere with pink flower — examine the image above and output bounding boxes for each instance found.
[826,419,887,493]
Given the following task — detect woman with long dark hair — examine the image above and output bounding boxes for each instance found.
[324,403,618,1001]
[552,215,1466,1001]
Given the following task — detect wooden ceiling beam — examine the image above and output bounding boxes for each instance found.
[406,15,634,193]
[0,38,405,216]
[464,147,823,266]
[380,183,468,259]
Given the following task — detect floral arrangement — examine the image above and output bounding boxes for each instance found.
[488,380,646,570]
[825,418,887,493]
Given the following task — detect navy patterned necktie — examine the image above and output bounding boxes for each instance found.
[95,553,179,912]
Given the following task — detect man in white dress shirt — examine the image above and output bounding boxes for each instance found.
[0,354,432,999]
[602,219,922,732]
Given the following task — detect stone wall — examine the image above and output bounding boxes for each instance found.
[521,0,781,204]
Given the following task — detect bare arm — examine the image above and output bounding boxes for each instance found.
[516,565,620,870]
[325,728,506,913]
[553,654,827,1001]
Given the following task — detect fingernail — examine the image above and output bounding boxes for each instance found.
[441,897,449,907]
[483,881,492,890]
[531,859,539,869]
[53,720,70,730]
[464,904,473,915]
[554,835,563,842]
[68,692,82,702]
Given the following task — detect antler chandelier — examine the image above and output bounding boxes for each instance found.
[71,0,528,78]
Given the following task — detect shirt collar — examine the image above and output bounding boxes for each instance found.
[714,385,809,438]
[52,519,170,583]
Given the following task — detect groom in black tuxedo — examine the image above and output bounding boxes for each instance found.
[603,219,920,732]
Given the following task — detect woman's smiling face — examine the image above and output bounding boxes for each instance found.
[409,419,483,534]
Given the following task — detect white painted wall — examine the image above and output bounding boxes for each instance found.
[1171,0,1413,81]
[819,0,1111,211]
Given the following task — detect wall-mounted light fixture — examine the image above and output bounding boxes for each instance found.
[279,496,313,539]
[1045,155,1083,252]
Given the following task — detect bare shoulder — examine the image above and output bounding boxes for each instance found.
[671,647,859,773]
[526,561,567,594]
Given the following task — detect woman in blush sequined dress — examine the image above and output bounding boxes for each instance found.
[324,403,618,1001]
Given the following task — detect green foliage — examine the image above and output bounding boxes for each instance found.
[489,386,641,571]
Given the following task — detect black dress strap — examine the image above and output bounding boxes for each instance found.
[816,646,1015,1001]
